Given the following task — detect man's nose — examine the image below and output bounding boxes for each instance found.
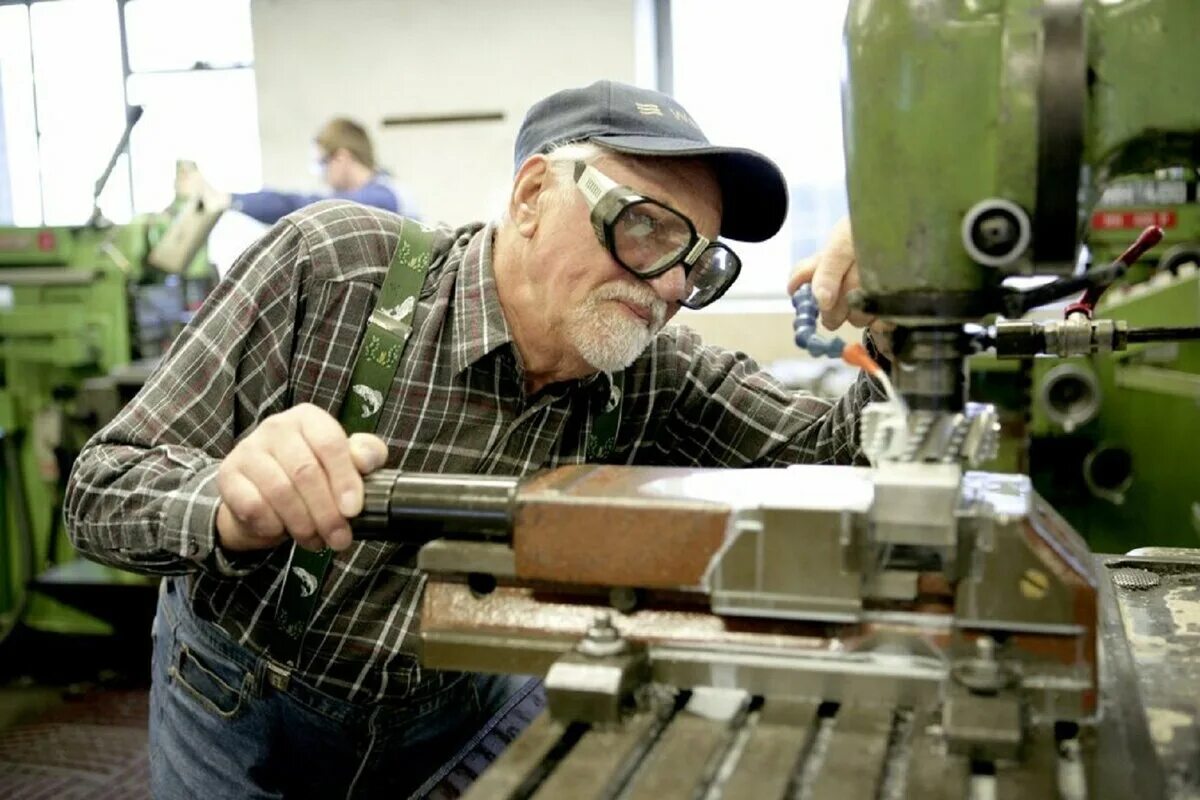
[645,263,687,305]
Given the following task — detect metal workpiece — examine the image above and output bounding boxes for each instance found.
[869,462,961,550]
[860,402,1000,467]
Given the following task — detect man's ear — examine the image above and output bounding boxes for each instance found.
[508,155,553,237]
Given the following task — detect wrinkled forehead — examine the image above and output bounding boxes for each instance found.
[592,153,723,239]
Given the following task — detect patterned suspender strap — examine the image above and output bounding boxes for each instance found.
[587,371,623,461]
[270,220,437,668]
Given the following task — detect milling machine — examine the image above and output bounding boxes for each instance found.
[346,1,1200,797]
[968,167,1200,554]
[0,107,217,659]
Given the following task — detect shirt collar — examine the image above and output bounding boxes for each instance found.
[451,222,515,375]
[448,224,621,407]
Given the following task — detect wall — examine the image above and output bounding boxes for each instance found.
[250,0,640,226]
[0,72,10,223]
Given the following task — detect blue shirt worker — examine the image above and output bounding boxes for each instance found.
[181,117,418,225]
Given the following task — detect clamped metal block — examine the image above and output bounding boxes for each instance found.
[943,637,1026,762]
[544,614,650,725]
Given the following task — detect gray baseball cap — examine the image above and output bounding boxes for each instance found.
[514,80,788,243]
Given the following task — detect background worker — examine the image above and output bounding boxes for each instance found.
[178,116,419,224]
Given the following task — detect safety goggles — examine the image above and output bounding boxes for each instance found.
[573,162,741,309]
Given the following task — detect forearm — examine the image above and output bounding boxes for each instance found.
[756,331,890,466]
[765,368,881,466]
[232,190,323,225]
[65,219,308,577]
[658,327,886,468]
[65,441,236,576]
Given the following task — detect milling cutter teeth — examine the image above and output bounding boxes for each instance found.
[862,402,1001,467]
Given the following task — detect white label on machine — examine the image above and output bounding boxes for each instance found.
[0,285,13,310]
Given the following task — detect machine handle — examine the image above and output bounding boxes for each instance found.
[1001,226,1163,318]
[1064,225,1164,318]
[351,469,519,543]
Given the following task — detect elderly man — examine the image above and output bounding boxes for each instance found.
[66,81,876,798]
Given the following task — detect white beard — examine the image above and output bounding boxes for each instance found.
[567,282,667,372]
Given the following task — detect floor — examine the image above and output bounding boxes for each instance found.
[0,682,151,799]
[0,618,154,800]
[0,607,541,800]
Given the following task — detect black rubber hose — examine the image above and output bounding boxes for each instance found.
[1126,326,1200,344]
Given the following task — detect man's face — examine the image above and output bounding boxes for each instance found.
[530,154,722,373]
[321,148,355,192]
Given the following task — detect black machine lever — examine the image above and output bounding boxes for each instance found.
[1001,226,1164,318]
[89,104,144,226]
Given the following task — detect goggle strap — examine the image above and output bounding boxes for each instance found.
[576,164,619,208]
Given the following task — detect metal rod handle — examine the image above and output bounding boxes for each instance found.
[352,470,519,543]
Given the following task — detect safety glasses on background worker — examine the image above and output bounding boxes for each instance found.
[573,162,741,309]
[309,146,333,177]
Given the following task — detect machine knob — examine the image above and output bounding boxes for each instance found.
[962,198,1032,268]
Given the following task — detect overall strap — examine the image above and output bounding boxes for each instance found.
[271,220,436,668]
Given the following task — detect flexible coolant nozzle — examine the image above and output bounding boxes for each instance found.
[791,285,847,358]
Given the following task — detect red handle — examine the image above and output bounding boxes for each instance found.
[1066,225,1164,319]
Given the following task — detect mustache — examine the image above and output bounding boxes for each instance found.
[591,282,668,328]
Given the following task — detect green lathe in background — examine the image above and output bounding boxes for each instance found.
[0,108,218,659]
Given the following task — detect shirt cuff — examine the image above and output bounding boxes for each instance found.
[162,462,271,578]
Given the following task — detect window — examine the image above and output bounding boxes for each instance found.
[668,0,851,306]
[0,0,261,227]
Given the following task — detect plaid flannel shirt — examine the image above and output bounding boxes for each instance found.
[65,199,881,705]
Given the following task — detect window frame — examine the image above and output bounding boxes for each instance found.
[0,0,257,226]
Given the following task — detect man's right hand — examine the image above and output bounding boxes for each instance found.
[788,216,895,359]
[216,404,389,553]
